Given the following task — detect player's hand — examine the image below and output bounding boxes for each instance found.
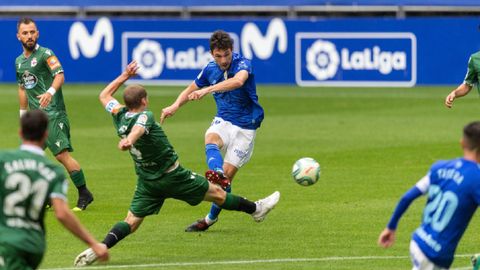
[377,228,396,248]
[445,92,456,108]
[91,243,109,262]
[118,138,132,151]
[124,60,140,77]
[37,92,53,108]
[188,89,209,101]
[160,104,178,124]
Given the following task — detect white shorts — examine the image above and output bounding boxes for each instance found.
[410,240,448,270]
[205,117,256,168]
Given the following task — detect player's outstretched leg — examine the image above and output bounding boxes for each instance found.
[74,245,103,267]
[75,220,132,266]
[251,191,280,222]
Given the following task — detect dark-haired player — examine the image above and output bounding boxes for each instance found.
[161,30,264,232]
[15,17,93,211]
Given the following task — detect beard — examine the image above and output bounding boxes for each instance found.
[22,39,37,51]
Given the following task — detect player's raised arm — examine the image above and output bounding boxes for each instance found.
[160,81,199,123]
[99,61,139,107]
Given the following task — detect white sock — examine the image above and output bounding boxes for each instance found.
[205,215,217,225]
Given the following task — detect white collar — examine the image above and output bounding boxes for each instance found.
[20,144,45,156]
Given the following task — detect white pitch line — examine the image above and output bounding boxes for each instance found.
[40,255,475,270]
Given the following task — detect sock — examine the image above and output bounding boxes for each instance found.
[70,170,86,188]
[207,186,231,221]
[102,221,131,248]
[219,193,256,214]
[205,144,224,172]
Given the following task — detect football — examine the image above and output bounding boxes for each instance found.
[292,157,321,186]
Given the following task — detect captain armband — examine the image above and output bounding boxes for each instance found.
[105,99,121,113]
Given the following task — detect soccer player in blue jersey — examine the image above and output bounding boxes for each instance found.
[161,30,264,232]
[378,121,480,270]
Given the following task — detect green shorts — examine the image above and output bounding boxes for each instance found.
[130,165,209,218]
[0,243,42,270]
[46,113,73,156]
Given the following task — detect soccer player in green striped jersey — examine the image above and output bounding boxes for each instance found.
[15,17,93,211]
[445,51,480,108]
[0,110,108,269]
[73,61,280,267]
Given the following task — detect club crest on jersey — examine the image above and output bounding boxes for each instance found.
[22,71,38,90]
[30,58,37,67]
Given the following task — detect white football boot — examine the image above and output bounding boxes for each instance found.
[251,191,280,222]
[74,247,98,267]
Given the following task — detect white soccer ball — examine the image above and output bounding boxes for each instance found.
[292,157,320,186]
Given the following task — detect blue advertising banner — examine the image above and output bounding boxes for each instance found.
[2,17,480,86]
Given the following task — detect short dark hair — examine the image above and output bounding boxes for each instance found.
[463,121,480,151]
[123,84,147,109]
[209,30,233,52]
[17,17,36,32]
[21,109,48,141]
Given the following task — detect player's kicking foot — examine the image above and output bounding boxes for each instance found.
[73,189,94,212]
[252,191,280,222]
[74,247,98,267]
[205,170,230,189]
[185,217,218,232]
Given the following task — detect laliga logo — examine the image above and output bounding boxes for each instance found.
[132,40,165,79]
[306,40,339,81]
[132,39,212,79]
[306,39,407,80]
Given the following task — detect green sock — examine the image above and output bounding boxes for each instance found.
[102,221,131,248]
[70,170,86,188]
[219,193,241,210]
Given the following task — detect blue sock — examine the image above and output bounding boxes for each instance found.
[208,186,231,221]
[206,144,224,172]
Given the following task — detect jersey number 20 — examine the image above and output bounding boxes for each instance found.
[423,185,459,232]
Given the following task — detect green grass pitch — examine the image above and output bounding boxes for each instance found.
[1,84,480,270]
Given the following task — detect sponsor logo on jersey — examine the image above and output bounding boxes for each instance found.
[136,114,148,126]
[296,32,417,87]
[123,32,239,83]
[31,57,37,67]
[47,56,61,70]
[22,71,38,90]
